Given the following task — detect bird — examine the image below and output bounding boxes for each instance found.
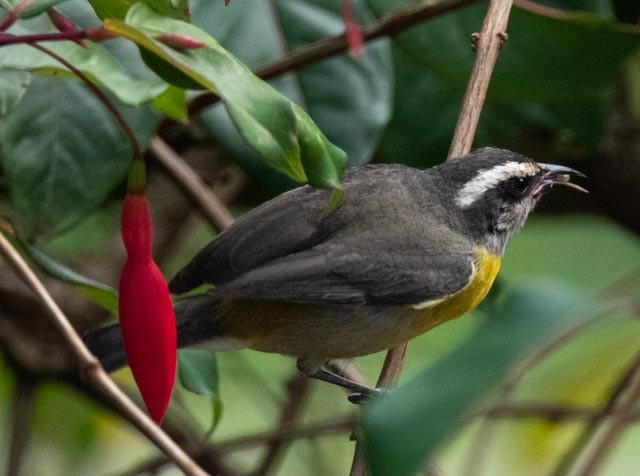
[85,147,586,399]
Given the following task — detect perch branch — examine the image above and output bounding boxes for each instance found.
[0,232,208,476]
[351,1,514,474]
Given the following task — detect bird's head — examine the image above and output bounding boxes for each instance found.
[438,148,587,254]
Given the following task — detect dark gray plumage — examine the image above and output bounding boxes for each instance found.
[170,162,478,305]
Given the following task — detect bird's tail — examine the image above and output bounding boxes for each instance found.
[84,293,226,372]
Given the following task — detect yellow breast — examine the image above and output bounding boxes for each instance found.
[408,247,501,336]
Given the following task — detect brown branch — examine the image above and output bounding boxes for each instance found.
[121,416,354,475]
[6,374,36,476]
[449,0,513,157]
[215,415,354,453]
[552,351,640,476]
[253,372,310,476]
[149,136,235,232]
[187,0,483,116]
[0,232,209,476]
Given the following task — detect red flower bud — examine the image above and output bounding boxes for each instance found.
[119,193,176,424]
[225,0,230,5]
[155,33,206,51]
[340,0,363,58]
[48,9,85,47]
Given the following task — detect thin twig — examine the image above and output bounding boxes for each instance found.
[6,374,36,476]
[121,416,354,475]
[216,415,354,453]
[474,401,640,422]
[149,137,235,231]
[555,351,640,476]
[449,0,513,157]
[187,0,482,115]
[0,232,208,476]
[0,30,88,45]
[253,372,310,476]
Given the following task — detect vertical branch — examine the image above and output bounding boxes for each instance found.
[449,0,513,158]
[0,232,208,476]
[352,1,514,474]
[6,374,36,476]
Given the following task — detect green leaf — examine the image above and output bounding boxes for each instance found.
[178,348,220,395]
[194,0,393,194]
[368,1,640,103]
[0,23,168,105]
[0,69,30,117]
[178,348,223,433]
[0,76,159,239]
[362,282,591,476]
[152,84,187,122]
[104,2,347,189]
[16,234,118,312]
[88,0,189,21]
[0,0,67,18]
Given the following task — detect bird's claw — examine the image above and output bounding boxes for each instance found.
[347,387,387,404]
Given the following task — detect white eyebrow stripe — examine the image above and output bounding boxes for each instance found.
[455,161,539,208]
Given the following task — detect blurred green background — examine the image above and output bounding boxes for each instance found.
[1,0,640,474]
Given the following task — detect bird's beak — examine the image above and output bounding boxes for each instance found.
[535,163,588,195]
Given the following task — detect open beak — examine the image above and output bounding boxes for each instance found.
[535,163,588,195]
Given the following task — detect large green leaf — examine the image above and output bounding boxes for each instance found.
[0,69,30,117]
[362,282,591,476]
[0,0,67,18]
[105,2,347,189]
[367,1,640,103]
[0,76,158,239]
[194,0,393,194]
[88,0,189,21]
[178,348,223,434]
[0,23,168,105]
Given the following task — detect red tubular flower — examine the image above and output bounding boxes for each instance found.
[340,0,363,58]
[119,193,176,424]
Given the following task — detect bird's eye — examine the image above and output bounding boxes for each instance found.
[504,176,530,197]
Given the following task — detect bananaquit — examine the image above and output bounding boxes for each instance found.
[86,148,586,398]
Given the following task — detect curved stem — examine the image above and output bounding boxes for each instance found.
[0,30,87,45]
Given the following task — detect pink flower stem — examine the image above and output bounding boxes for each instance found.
[0,30,89,46]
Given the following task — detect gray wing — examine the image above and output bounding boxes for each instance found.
[213,244,474,305]
[169,185,333,294]
[170,163,473,305]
